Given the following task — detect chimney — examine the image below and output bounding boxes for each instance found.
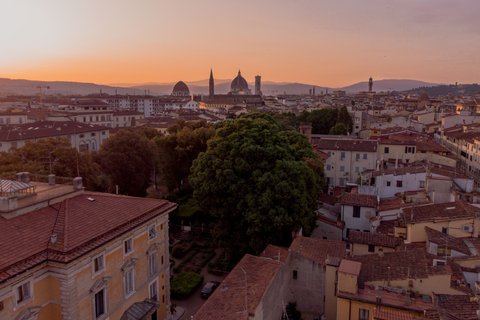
[73,177,83,191]
[16,172,30,183]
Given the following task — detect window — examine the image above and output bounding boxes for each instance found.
[396,180,403,188]
[149,281,158,301]
[386,180,391,187]
[124,238,133,255]
[356,153,360,161]
[368,244,375,253]
[93,254,105,274]
[442,227,448,234]
[340,152,346,160]
[124,268,135,297]
[359,308,369,320]
[353,206,361,218]
[94,289,106,319]
[292,270,298,280]
[340,165,345,172]
[419,180,425,188]
[384,147,389,154]
[363,153,367,160]
[148,225,157,240]
[16,281,32,304]
[149,252,158,277]
[405,146,415,153]
[437,247,451,257]
[326,164,331,171]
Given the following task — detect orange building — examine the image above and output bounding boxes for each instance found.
[0,174,176,320]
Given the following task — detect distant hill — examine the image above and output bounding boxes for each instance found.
[0,78,141,96]
[404,83,480,97]
[0,77,444,96]
[339,79,439,93]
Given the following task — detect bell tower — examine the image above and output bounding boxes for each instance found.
[209,68,215,98]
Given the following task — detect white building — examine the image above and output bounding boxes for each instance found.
[0,121,110,152]
[311,136,378,187]
[340,193,378,239]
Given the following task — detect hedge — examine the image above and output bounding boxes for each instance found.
[170,272,204,299]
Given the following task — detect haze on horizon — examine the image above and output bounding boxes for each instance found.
[1,0,479,87]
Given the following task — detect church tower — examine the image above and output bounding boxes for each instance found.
[368,77,373,92]
[255,75,262,95]
[209,68,215,98]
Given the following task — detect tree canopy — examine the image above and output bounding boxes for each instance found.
[190,114,324,259]
[97,129,155,196]
[155,120,215,192]
[297,107,353,135]
[0,138,106,190]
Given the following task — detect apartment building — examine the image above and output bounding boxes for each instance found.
[0,174,176,320]
[311,136,378,187]
[0,121,110,152]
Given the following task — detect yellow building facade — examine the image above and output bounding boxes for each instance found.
[0,178,176,320]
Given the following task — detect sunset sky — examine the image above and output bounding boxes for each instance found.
[1,0,479,87]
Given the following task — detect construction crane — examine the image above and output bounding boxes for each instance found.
[36,85,50,103]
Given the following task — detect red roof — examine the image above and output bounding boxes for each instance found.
[194,254,283,320]
[341,193,378,208]
[289,236,345,265]
[311,137,378,152]
[0,121,109,141]
[0,192,176,282]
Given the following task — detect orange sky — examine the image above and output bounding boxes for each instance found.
[1,0,479,87]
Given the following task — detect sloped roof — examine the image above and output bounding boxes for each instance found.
[401,202,478,224]
[349,230,400,248]
[425,227,470,255]
[289,236,346,265]
[0,192,176,283]
[193,254,283,320]
[341,193,378,208]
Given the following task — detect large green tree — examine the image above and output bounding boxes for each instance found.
[190,114,323,259]
[155,120,214,192]
[97,129,155,196]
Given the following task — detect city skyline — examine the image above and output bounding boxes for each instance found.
[1,0,479,87]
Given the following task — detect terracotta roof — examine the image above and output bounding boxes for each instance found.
[260,244,289,263]
[0,192,176,283]
[193,254,283,320]
[338,286,433,313]
[376,220,396,236]
[435,294,478,320]
[339,259,362,276]
[0,121,109,141]
[351,248,451,283]
[401,202,478,224]
[289,236,345,265]
[341,193,378,208]
[373,309,423,320]
[425,227,471,255]
[378,197,403,211]
[349,231,400,248]
[311,137,378,152]
[378,132,448,153]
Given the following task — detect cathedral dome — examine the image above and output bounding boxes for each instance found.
[230,70,249,92]
[172,81,190,96]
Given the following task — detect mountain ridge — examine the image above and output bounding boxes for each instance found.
[0,77,440,96]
